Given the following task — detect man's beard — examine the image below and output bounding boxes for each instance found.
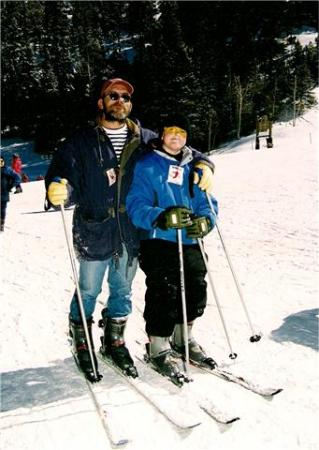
[103,106,127,122]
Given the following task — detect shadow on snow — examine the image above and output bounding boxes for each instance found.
[1,357,117,412]
[271,308,319,351]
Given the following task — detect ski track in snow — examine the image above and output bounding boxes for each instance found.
[1,89,318,450]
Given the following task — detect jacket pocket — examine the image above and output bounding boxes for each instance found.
[73,209,119,260]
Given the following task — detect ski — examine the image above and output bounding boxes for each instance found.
[135,339,281,400]
[135,354,240,425]
[192,362,283,397]
[71,352,130,447]
[98,353,202,430]
[197,397,240,424]
[84,378,130,447]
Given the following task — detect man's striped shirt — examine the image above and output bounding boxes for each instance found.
[103,125,128,161]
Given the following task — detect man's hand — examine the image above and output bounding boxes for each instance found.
[155,206,193,230]
[47,178,69,206]
[186,216,212,239]
[194,162,214,194]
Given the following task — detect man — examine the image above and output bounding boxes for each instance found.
[46,78,215,382]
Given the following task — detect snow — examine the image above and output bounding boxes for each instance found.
[1,89,318,450]
[279,30,318,48]
[293,31,318,47]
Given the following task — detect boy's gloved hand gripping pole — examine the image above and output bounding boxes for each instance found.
[54,177,101,382]
[206,193,261,344]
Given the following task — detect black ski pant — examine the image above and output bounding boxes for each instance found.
[139,239,207,337]
[0,200,8,226]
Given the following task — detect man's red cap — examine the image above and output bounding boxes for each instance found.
[100,78,134,97]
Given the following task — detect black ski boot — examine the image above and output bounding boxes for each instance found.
[69,317,102,382]
[99,312,138,378]
[146,336,190,387]
[171,323,218,370]
[14,186,23,194]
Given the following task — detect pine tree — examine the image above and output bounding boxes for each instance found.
[1,0,317,149]
[1,1,44,132]
[41,1,75,95]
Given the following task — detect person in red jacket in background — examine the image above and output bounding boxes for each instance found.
[11,154,23,193]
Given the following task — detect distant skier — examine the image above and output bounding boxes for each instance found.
[0,156,21,231]
[126,115,218,384]
[11,153,23,193]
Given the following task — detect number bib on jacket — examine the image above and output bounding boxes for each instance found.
[167,165,184,186]
[105,168,117,186]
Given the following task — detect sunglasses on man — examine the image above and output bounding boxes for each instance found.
[106,92,131,103]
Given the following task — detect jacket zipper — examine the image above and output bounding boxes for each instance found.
[116,149,124,244]
[97,126,124,247]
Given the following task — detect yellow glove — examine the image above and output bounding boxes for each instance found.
[47,178,68,206]
[194,163,214,194]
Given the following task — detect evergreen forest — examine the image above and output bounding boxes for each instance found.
[1,0,318,154]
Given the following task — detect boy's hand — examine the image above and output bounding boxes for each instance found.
[186,216,212,238]
[155,206,193,229]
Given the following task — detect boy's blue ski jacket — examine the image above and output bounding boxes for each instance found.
[126,147,218,245]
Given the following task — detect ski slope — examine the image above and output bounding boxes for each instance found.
[1,89,318,450]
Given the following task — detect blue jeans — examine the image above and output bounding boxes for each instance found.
[70,247,138,322]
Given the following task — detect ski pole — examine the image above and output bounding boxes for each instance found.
[176,228,190,376]
[206,194,261,342]
[60,203,100,381]
[197,238,237,359]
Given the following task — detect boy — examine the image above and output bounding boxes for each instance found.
[126,116,218,384]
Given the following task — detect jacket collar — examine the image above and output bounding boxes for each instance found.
[154,145,193,166]
[96,118,140,138]
[126,118,140,137]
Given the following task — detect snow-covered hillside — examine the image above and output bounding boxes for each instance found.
[1,90,318,450]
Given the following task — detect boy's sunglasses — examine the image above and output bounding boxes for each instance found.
[163,126,187,137]
[106,92,131,103]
